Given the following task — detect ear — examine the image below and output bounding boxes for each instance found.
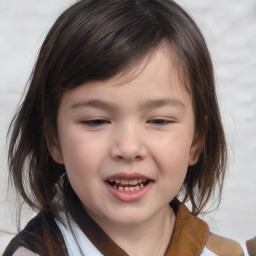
[46,133,64,164]
[188,134,203,166]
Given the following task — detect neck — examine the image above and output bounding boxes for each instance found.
[92,206,175,256]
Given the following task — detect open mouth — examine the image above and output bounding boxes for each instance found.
[107,178,151,192]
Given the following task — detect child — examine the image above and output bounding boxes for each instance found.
[3,0,244,255]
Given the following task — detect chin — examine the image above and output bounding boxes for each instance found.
[106,208,153,226]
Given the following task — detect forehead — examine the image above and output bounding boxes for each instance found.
[97,44,189,93]
[59,46,192,111]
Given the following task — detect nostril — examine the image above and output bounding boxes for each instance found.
[115,154,143,161]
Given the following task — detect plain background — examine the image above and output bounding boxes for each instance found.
[0,0,256,254]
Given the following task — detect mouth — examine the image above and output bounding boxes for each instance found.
[106,178,151,192]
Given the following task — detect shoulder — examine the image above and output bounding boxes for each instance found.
[11,247,39,256]
[3,212,44,256]
[246,236,256,256]
[206,233,244,256]
[3,211,67,256]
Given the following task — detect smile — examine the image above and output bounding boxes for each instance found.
[105,174,153,202]
[107,178,150,192]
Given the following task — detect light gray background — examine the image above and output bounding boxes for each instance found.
[1,0,256,254]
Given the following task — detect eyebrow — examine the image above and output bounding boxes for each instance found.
[70,98,186,111]
[70,99,117,111]
[141,98,186,110]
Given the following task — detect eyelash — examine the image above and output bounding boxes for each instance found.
[147,119,173,126]
[81,119,109,127]
[81,118,174,127]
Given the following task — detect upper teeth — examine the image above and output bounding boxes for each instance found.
[114,183,144,191]
[109,178,146,185]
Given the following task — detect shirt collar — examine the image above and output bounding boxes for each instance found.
[69,202,209,256]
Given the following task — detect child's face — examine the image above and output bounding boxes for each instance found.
[49,46,199,229]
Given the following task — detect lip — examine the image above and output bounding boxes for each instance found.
[105,173,154,202]
[105,172,151,181]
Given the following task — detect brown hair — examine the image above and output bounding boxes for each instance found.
[8,0,227,217]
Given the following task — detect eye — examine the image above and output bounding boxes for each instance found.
[81,119,109,127]
[147,118,173,126]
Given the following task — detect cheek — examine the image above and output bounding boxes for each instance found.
[63,143,101,174]
[155,134,192,168]
[58,130,102,177]
[152,133,192,191]
[61,139,104,201]
[158,141,189,196]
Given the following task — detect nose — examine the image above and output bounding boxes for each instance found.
[110,124,147,161]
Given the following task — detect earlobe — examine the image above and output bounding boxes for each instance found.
[188,149,199,166]
[46,134,64,164]
[188,135,203,166]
